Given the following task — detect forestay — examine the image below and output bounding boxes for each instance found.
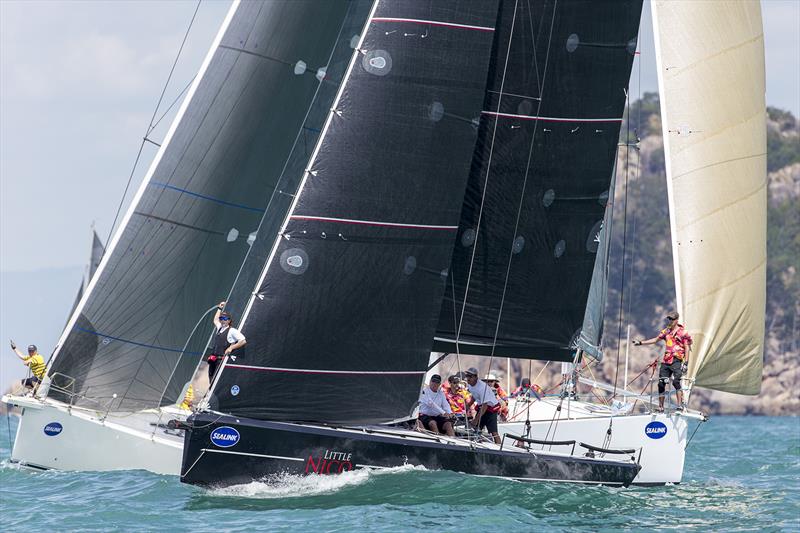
[433,0,642,362]
[48,0,367,411]
[211,0,499,425]
[652,0,766,394]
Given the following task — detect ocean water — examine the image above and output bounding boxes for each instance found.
[1,416,798,532]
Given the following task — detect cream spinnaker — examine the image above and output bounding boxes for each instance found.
[652,0,766,395]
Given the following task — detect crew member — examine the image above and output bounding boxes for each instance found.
[207,301,246,384]
[10,341,45,392]
[510,378,543,400]
[634,311,693,412]
[464,367,501,444]
[417,374,455,436]
[444,375,471,419]
[484,373,509,420]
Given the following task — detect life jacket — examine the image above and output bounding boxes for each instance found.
[210,326,231,359]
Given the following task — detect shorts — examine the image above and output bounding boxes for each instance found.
[478,409,498,434]
[419,414,452,430]
[658,358,683,383]
[21,376,40,388]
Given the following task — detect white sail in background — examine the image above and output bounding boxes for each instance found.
[652,0,766,395]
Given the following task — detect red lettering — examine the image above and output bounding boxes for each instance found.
[305,455,322,474]
[326,460,340,474]
[339,461,353,473]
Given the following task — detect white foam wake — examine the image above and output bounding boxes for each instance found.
[210,464,428,499]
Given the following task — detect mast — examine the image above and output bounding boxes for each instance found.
[652,0,766,395]
[208,0,501,425]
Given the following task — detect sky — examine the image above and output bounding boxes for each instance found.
[0,0,798,382]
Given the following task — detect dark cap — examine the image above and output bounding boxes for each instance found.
[430,374,442,383]
[27,344,37,352]
[666,311,679,321]
[448,375,459,383]
[464,367,479,377]
[521,378,531,387]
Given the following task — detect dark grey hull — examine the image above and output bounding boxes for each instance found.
[180,413,641,488]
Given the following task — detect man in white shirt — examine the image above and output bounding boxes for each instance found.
[417,374,455,436]
[464,367,501,444]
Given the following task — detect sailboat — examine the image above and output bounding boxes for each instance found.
[67,228,105,321]
[179,0,645,487]
[493,0,766,485]
[2,0,374,474]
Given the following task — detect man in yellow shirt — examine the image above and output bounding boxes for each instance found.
[10,341,46,390]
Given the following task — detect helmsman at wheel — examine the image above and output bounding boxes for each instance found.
[207,301,246,385]
[633,311,693,412]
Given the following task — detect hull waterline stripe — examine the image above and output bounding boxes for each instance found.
[201,448,304,462]
[480,111,623,123]
[290,215,458,230]
[150,182,265,213]
[201,448,390,470]
[371,17,495,32]
[225,364,425,375]
[73,326,203,355]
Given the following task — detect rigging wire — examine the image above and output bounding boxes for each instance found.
[482,0,558,395]
[104,0,203,250]
[611,86,634,398]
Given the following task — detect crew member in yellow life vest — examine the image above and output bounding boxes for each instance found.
[10,340,46,391]
[633,311,693,412]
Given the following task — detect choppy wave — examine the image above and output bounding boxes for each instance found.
[1,416,799,532]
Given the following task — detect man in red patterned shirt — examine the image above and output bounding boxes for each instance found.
[634,311,693,412]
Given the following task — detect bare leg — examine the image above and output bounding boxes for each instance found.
[442,421,455,437]
[676,389,684,407]
[427,420,440,434]
[492,433,501,445]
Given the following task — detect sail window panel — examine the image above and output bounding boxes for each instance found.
[433,0,642,361]
[48,0,365,411]
[212,0,500,424]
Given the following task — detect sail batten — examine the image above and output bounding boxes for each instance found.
[652,0,766,395]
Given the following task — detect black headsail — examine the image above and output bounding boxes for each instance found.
[210,0,499,425]
[47,0,371,411]
[433,0,642,362]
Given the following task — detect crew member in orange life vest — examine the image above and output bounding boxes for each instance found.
[634,311,693,412]
[207,301,246,383]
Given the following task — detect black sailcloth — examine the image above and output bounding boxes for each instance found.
[212,0,499,425]
[48,1,368,411]
[433,0,642,361]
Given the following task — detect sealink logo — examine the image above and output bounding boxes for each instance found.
[43,422,63,436]
[645,421,668,439]
[230,385,240,396]
[210,426,240,448]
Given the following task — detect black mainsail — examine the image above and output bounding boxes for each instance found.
[180,0,643,490]
[433,0,642,362]
[47,0,371,412]
[209,0,501,425]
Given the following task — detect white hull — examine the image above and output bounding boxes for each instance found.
[2,394,185,475]
[498,398,689,485]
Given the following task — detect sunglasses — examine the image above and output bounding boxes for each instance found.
[219,316,231,321]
